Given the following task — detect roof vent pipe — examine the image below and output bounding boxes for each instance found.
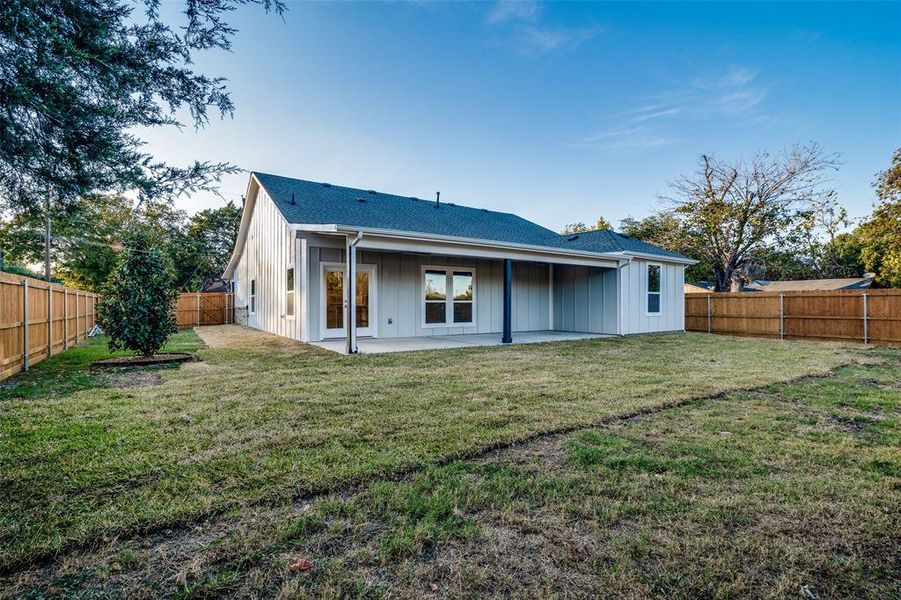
[290,192,296,205]
[435,191,440,209]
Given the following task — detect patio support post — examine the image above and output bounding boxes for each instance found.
[502,258,512,344]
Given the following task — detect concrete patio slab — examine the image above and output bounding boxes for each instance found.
[312,331,611,354]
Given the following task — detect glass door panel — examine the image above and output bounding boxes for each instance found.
[356,271,370,328]
[321,265,375,338]
[324,268,344,335]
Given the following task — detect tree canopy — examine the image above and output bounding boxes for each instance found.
[663,143,842,291]
[856,148,901,287]
[97,227,177,357]
[0,0,282,214]
[561,217,612,235]
[0,195,241,291]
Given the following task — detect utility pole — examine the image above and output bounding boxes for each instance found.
[44,195,52,281]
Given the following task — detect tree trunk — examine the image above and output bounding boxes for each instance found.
[713,267,732,292]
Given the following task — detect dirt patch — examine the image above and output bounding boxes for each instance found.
[858,378,901,390]
[105,371,164,388]
[193,324,299,350]
[91,353,194,368]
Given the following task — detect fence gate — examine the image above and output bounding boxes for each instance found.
[175,292,234,328]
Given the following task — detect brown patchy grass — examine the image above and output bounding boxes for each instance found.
[0,325,873,580]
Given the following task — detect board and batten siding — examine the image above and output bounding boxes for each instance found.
[551,265,618,334]
[306,249,552,341]
[232,187,300,340]
[619,259,685,334]
[232,194,687,342]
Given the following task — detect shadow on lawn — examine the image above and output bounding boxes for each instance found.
[0,331,204,401]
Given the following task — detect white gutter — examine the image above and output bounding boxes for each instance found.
[292,223,695,266]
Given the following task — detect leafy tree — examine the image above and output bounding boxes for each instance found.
[561,217,612,235]
[620,212,713,282]
[594,216,613,230]
[857,148,901,287]
[0,195,240,291]
[178,202,242,290]
[561,222,589,235]
[97,228,178,356]
[0,0,282,215]
[0,194,134,290]
[784,191,863,279]
[664,143,841,291]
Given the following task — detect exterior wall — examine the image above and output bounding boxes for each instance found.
[306,249,552,341]
[231,188,300,339]
[552,265,618,334]
[233,208,687,341]
[619,259,685,334]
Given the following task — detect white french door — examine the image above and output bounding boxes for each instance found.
[320,263,376,338]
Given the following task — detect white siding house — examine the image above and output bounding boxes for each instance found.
[226,172,695,352]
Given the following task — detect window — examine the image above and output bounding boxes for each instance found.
[286,267,295,317]
[647,264,661,315]
[249,279,256,314]
[423,268,475,326]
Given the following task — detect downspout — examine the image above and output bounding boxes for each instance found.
[617,258,632,337]
[346,231,364,354]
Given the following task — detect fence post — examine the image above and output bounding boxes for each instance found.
[75,291,79,342]
[706,294,712,333]
[48,283,53,356]
[779,293,784,340]
[196,291,201,326]
[63,289,68,349]
[863,292,869,344]
[22,278,29,371]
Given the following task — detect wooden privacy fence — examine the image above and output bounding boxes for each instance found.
[0,276,233,381]
[0,272,98,380]
[174,292,234,328]
[686,290,901,345]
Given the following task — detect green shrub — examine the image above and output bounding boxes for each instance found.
[97,228,178,356]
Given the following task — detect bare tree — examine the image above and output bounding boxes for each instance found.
[664,143,841,291]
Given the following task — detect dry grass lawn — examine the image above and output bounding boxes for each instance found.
[0,325,889,595]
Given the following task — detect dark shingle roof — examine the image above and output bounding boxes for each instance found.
[253,172,689,261]
[557,229,690,260]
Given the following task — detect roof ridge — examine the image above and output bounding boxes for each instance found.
[253,171,540,223]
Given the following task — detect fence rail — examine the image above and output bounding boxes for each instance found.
[0,272,99,380]
[686,290,901,345]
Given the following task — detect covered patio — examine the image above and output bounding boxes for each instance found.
[312,330,610,355]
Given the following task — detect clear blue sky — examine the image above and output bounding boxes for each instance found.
[144,1,901,232]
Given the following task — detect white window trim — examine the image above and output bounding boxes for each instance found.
[421,265,477,328]
[249,278,256,315]
[645,262,663,316]
[285,266,295,320]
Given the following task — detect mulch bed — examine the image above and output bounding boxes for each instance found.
[91,353,195,369]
